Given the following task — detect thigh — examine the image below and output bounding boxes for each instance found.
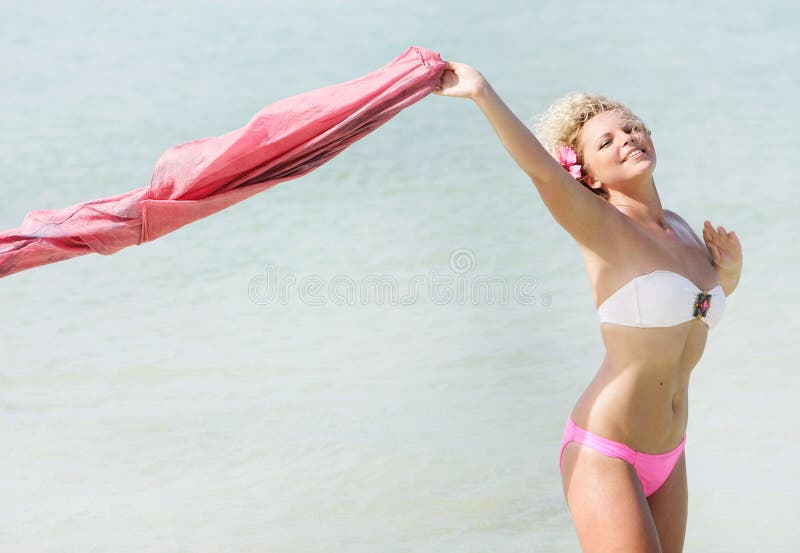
[561,441,662,553]
[646,450,688,553]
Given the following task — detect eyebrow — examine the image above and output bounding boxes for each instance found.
[594,133,612,147]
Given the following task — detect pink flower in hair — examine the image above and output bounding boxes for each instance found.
[557,146,583,180]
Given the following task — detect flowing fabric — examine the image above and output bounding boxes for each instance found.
[0,46,445,278]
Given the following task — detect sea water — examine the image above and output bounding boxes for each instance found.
[1,1,797,551]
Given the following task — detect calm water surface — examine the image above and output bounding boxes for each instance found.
[1,1,797,551]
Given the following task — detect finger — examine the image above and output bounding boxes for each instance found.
[718,225,726,234]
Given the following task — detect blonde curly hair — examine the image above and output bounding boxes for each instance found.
[532,93,650,201]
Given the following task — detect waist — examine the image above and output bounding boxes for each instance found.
[571,360,690,452]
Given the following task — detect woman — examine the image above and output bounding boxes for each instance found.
[434,61,743,552]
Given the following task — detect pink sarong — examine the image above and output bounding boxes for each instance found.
[0,46,445,278]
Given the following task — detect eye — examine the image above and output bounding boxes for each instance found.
[600,139,611,149]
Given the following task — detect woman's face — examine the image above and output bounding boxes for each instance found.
[578,110,656,189]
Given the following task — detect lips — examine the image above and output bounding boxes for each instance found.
[622,147,645,163]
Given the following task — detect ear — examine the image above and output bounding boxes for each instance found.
[584,174,602,190]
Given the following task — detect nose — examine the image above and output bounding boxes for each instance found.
[620,129,636,146]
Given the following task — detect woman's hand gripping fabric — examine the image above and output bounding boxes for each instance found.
[432,61,487,100]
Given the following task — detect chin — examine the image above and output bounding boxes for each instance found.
[632,158,656,177]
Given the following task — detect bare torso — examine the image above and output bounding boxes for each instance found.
[572,208,718,454]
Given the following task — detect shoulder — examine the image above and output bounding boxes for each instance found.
[664,209,705,250]
[663,208,683,222]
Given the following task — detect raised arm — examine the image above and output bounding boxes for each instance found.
[434,61,623,251]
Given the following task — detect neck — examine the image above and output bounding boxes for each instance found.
[606,176,668,230]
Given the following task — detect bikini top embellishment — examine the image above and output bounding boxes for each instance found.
[597,269,726,330]
[693,291,712,320]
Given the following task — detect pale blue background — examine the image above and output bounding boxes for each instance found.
[1,1,797,551]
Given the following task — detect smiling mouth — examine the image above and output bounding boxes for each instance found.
[623,148,646,162]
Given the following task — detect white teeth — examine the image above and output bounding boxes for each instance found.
[625,149,643,162]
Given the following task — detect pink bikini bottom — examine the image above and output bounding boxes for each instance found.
[558,416,686,498]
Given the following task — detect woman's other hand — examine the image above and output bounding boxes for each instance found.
[703,220,743,271]
[433,61,488,100]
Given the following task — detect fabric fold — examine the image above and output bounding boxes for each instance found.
[0,45,445,278]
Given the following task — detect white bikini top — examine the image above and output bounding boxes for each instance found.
[597,269,726,330]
